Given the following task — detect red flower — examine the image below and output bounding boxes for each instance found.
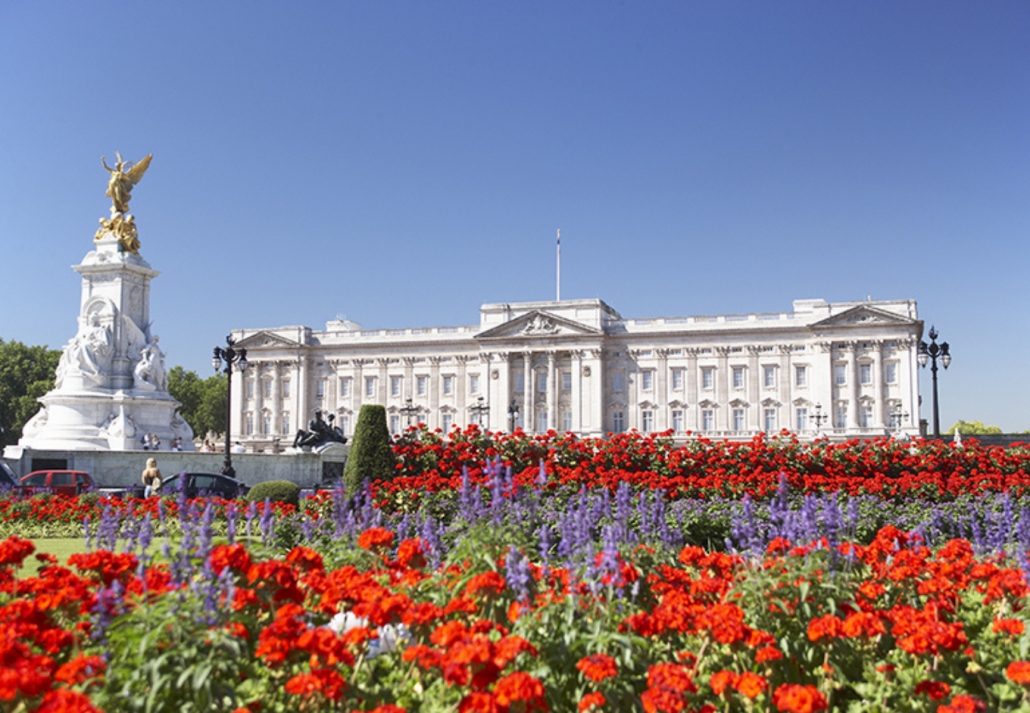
[358,527,395,551]
[709,669,738,695]
[579,692,605,711]
[492,671,548,712]
[1007,661,1030,685]
[735,672,767,699]
[914,680,951,701]
[937,694,987,713]
[576,653,618,682]
[807,614,843,644]
[772,684,828,713]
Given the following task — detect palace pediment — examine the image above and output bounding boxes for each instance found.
[235,331,302,349]
[811,305,918,329]
[475,310,603,341]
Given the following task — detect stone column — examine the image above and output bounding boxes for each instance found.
[297,355,309,432]
[429,357,442,430]
[847,343,859,429]
[271,363,281,435]
[522,352,533,432]
[252,363,263,440]
[656,349,669,431]
[715,347,730,432]
[377,358,389,404]
[747,346,760,432]
[871,342,885,428]
[457,356,468,426]
[547,351,557,432]
[685,348,699,431]
[571,350,583,433]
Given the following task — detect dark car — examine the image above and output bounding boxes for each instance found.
[20,470,95,496]
[161,472,249,500]
[0,463,18,491]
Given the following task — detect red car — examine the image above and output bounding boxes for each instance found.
[20,470,95,496]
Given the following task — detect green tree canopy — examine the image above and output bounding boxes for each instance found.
[946,420,1003,435]
[166,367,227,439]
[0,338,62,448]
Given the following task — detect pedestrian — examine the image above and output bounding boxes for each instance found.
[141,457,162,498]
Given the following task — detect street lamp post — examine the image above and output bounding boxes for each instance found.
[918,326,951,440]
[470,396,489,429]
[811,403,828,436]
[507,399,520,433]
[399,397,420,430]
[212,335,248,478]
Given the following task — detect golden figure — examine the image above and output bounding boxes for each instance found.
[101,152,152,214]
[93,214,141,254]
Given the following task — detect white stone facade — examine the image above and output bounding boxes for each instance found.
[230,297,923,449]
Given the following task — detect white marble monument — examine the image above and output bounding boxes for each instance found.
[6,153,194,455]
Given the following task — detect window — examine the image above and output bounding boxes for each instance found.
[536,411,547,432]
[834,404,847,429]
[795,366,808,388]
[469,374,480,395]
[246,380,254,399]
[262,413,271,435]
[671,369,684,390]
[365,377,376,398]
[732,367,745,389]
[702,409,715,431]
[339,414,349,435]
[834,364,846,386]
[612,411,625,433]
[391,376,402,397]
[763,366,776,389]
[442,413,453,431]
[537,372,547,393]
[613,372,624,392]
[443,376,454,395]
[316,380,326,399]
[642,410,654,432]
[562,372,572,391]
[417,375,428,395]
[733,408,745,431]
[763,409,777,433]
[245,413,254,435]
[641,371,653,391]
[860,364,872,385]
[561,410,572,432]
[281,413,290,434]
[860,404,873,428]
[263,380,271,399]
[702,368,714,390]
[796,407,809,431]
[885,362,898,384]
[672,410,684,431]
[338,378,349,397]
[515,373,525,393]
[282,380,291,398]
[390,415,400,435]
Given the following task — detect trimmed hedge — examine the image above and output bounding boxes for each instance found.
[343,404,396,496]
[245,480,301,508]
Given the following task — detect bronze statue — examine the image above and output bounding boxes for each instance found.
[292,410,347,448]
[102,152,152,214]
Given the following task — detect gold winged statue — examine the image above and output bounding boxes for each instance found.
[101,152,152,214]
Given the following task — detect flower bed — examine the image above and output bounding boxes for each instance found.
[4,519,1030,712]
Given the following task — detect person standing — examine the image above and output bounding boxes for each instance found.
[141,458,162,498]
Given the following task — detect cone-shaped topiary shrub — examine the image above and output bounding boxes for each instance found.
[245,480,301,508]
[343,404,396,496]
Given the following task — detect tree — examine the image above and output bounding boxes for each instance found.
[946,420,1003,436]
[343,404,396,495]
[0,339,62,448]
[167,367,226,439]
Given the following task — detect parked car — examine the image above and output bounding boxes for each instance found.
[160,472,249,500]
[19,470,95,496]
[0,463,18,491]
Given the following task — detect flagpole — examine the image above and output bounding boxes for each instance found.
[556,229,561,302]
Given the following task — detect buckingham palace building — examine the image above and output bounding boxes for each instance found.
[229,296,923,449]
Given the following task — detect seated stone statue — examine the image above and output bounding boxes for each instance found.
[292,410,347,449]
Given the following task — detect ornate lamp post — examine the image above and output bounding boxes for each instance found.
[507,399,520,433]
[470,396,490,429]
[212,335,248,478]
[399,397,420,430]
[811,403,828,435]
[918,326,951,439]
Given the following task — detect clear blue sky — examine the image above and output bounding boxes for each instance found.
[1,2,1027,431]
